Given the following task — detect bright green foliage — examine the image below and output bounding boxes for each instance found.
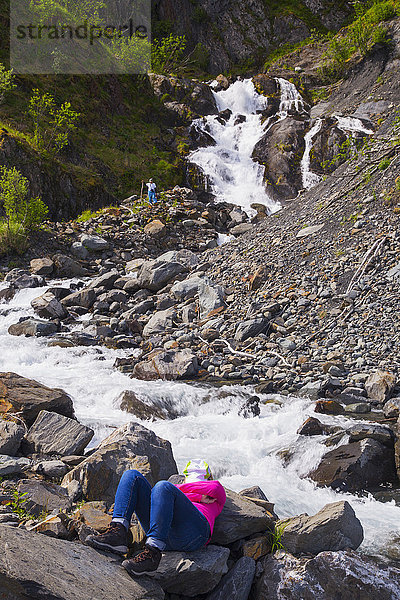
[379,158,391,170]
[6,489,34,520]
[269,521,289,554]
[30,0,105,25]
[110,36,151,73]
[151,34,188,75]
[0,63,16,104]
[28,89,80,155]
[0,166,48,230]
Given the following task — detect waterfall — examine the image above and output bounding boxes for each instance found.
[301,118,323,189]
[335,115,374,135]
[277,77,305,116]
[1,283,400,559]
[189,79,281,216]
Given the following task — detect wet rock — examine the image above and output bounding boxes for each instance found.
[17,479,72,516]
[142,308,177,337]
[62,422,177,505]
[81,234,109,251]
[31,291,68,320]
[211,489,274,545]
[8,318,58,337]
[0,287,15,303]
[0,455,31,475]
[253,550,400,600]
[0,419,25,455]
[309,439,397,492]
[347,423,394,447]
[344,402,371,414]
[32,460,69,478]
[314,400,344,415]
[14,273,45,288]
[238,395,260,418]
[198,280,226,319]
[383,397,400,418]
[25,410,94,455]
[133,349,199,381]
[52,254,87,277]
[61,288,96,309]
[365,370,396,403]
[118,390,166,420]
[30,258,54,276]
[0,372,74,427]
[281,501,363,555]
[154,545,229,596]
[239,486,268,502]
[205,556,255,600]
[0,525,164,600]
[138,259,187,292]
[297,417,325,436]
[235,318,269,342]
[149,73,218,119]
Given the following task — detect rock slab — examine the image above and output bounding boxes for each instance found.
[25,410,94,455]
[206,556,255,600]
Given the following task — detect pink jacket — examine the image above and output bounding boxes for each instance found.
[176,481,226,537]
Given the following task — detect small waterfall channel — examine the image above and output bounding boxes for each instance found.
[1,282,400,560]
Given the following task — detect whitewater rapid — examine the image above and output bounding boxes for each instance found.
[1,283,400,560]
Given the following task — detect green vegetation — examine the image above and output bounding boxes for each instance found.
[378,157,391,170]
[0,166,48,256]
[0,62,15,103]
[6,489,34,520]
[269,521,289,554]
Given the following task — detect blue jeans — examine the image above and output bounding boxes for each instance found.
[112,470,210,552]
[148,191,157,204]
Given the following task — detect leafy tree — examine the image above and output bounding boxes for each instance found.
[28,89,80,155]
[151,34,188,75]
[0,64,16,104]
[0,166,48,231]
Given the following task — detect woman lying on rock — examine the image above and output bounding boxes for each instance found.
[85,459,226,577]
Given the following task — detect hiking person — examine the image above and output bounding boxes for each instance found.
[85,459,226,577]
[146,178,157,204]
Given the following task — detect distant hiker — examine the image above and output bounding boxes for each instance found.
[146,178,157,205]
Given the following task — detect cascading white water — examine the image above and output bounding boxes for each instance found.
[1,283,400,560]
[189,79,281,216]
[277,77,305,116]
[335,115,374,135]
[301,118,323,189]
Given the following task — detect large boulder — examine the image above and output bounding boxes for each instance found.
[253,550,400,600]
[81,234,109,251]
[0,419,25,455]
[347,422,394,447]
[309,117,349,174]
[235,318,269,342]
[25,410,94,456]
[154,545,229,596]
[62,422,177,505]
[158,249,199,269]
[0,455,31,475]
[30,257,54,276]
[171,277,203,301]
[280,501,363,555]
[31,291,69,320]
[61,289,96,309]
[17,479,72,516]
[0,525,164,600]
[309,439,397,492]
[0,372,74,427]
[118,390,166,420]
[8,318,58,337]
[88,270,120,290]
[138,260,187,292]
[133,349,199,381]
[365,370,396,403]
[52,254,87,277]
[142,308,177,337]
[206,556,256,600]
[211,489,274,545]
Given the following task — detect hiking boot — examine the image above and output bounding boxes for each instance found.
[122,544,162,577]
[85,522,128,555]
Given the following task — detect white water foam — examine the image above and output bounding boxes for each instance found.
[189,79,281,216]
[335,115,374,135]
[301,118,323,189]
[277,77,305,116]
[1,284,400,559]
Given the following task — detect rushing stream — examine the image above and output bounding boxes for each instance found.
[1,282,400,560]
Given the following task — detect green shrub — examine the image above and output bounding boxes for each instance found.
[151,34,188,75]
[378,158,391,170]
[0,220,28,256]
[0,63,16,104]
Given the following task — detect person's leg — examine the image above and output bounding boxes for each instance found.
[85,470,151,555]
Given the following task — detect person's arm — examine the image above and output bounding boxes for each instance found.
[180,482,226,507]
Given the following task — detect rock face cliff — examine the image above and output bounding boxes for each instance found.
[153,0,353,72]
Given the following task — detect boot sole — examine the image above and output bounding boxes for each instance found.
[122,559,157,577]
[86,537,128,556]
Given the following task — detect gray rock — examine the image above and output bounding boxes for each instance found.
[231,223,253,236]
[32,460,69,478]
[65,479,82,501]
[235,318,269,342]
[30,258,54,276]
[253,550,400,600]
[344,402,371,414]
[158,249,199,269]
[126,258,146,273]
[365,370,396,403]
[296,224,324,239]
[154,545,229,596]
[133,349,199,381]
[0,525,164,600]
[298,381,322,400]
[8,318,58,337]
[61,289,96,309]
[13,273,45,289]
[206,556,255,600]
[142,308,177,337]
[88,270,120,290]
[81,234,110,251]
[70,242,89,260]
[281,501,363,555]
[198,280,226,319]
[239,486,268,501]
[17,479,72,516]
[31,291,68,320]
[309,439,397,492]
[138,260,187,292]
[0,420,25,455]
[0,455,31,475]
[387,261,400,280]
[211,489,274,545]
[118,390,166,420]
[171,277,203,300]
[383,397,400,418]
[53,254,87,277]
[62,422,177,505]
[0,372,74,427]
[25,410,94,455]
[347,423,393,447]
